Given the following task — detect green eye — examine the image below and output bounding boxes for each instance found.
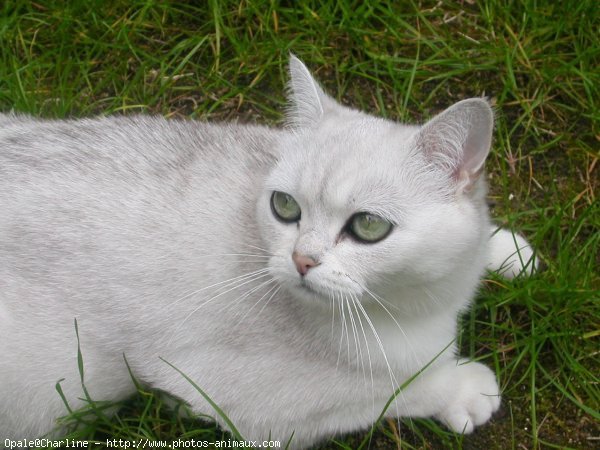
[271,191,301,223]
[348,213,393,243]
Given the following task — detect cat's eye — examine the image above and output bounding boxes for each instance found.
[271,191,301,223]
[347,213,393,243]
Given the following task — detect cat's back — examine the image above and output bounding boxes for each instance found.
[0,113,278,183]
[0,114,280,313]
[0,113,280,217]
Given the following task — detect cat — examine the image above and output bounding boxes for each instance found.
[0,55,536,448]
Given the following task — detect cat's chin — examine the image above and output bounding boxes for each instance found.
[286,279,331,305]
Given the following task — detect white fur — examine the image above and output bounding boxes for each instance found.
[0,57,535,447]
[488,228,537,278]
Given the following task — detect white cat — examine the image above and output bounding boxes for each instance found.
[0,56,536,448]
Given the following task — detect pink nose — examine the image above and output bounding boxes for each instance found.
[292,252,319,276]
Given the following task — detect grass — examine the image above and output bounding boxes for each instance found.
[1,0,598,448]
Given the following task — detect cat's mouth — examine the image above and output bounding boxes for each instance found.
[291,283,332,306]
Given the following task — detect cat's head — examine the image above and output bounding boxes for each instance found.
[256,56,493,309]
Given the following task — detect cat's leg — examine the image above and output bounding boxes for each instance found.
[145,352,499,443]
[387,359,501,434]
[142,354,394,449]
[487,227,537,279]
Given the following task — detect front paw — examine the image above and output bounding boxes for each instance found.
[435,361,501,434]
[488,228,537,279]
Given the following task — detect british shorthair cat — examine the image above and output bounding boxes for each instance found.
[0,56,536,447]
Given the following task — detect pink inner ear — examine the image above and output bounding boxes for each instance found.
[417,99,493,191]
[460,104,494,176]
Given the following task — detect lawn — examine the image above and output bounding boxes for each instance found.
[0,0,598,449]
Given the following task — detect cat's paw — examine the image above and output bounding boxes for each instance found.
[435,361,501,434]
[487,228,537,279]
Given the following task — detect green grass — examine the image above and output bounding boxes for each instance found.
[1,0,598,448]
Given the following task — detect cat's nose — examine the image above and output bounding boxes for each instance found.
[292,252,320,276]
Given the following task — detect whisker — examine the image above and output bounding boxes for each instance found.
[167,268,270,309]
[348,293,368,385]
[231,280,279,327]
[188,272,272,317]
[345,292,364,382]
[349,293,377,444]
[197,253,273,258]
[329,288,336,344]
[252,285,282,324]
[218,277,276,316]
[166,271,272,345]
[344,274,423,370]
[343,294,356,361]
[239,243,274,255]
[341,292,352,375]
[334,291,342,370]
[362,286,423,369]
[353,297,408,422]
[338,292,350,373]
[351,297,400,397]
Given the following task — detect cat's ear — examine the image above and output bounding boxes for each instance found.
[416,98,493,193]
[286,54,334,128]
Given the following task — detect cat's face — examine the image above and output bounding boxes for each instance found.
[256,57,493,307]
